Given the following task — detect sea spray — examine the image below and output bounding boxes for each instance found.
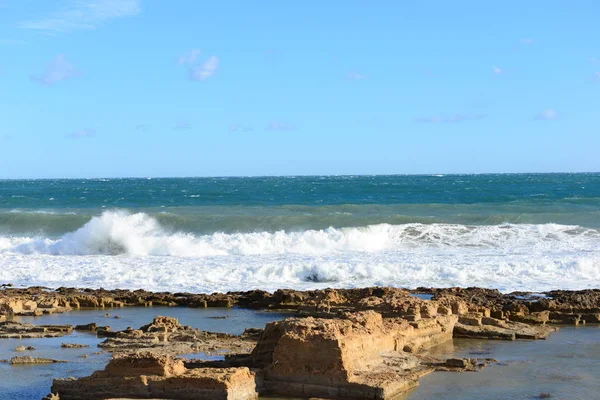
[1,210,598,257]
[1,174,599,292]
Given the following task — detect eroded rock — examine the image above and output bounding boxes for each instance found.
[253,311,458,399]
[61,343,90,348]
[10,356,66,365]
[98,316,256,357]
[0,321,73,339]
[51,352,258,400]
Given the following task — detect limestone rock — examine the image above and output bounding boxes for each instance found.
[454,319,556,340]
[14,345,35,352]
[252,311,457,399]
[74,322,97,331]
[98,316,255,356]
[51,352,258,400]
[61,343,90,348]
[0,321,73,339]
[10,356,66,365]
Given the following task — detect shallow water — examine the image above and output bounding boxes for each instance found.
[2,308,599,400]
[0,307,290,400]
[12,305,290,335]
[404,325,600,400]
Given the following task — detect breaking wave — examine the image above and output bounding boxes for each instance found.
[0,210,598,257]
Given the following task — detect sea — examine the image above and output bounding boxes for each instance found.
[0,173,599,293]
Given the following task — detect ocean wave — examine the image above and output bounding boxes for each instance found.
[0,210,598,257]
[0,251,598,293]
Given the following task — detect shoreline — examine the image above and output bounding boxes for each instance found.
[2,285,599,399]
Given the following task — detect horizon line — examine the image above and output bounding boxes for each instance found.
[0,171,598,181]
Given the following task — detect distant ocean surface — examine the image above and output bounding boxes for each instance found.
[1,174,599,293]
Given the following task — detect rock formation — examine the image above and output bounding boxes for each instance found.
[98,316,255,356]
[252,310,464,399]
[2,285,599,399]
[10,356,66,365]
[0,321,73,338]
[52,352,258,400]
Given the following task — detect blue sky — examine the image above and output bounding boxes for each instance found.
[0,0,599,178]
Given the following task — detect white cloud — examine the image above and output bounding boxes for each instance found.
[189,56,219,81]
[66,129,95,139]
[492,66,503,74]
[520,38,535,45]
[174,122,191,130]
[535,109,558,121]
[265,121,296,131]
[415,114,487,124]
[31,55,77,85]
[178,49,201,65]
[347,72,366,80]
[20,0,141,33]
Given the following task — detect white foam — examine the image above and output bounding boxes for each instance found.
[1,210,598,257]
[0,210,599,293]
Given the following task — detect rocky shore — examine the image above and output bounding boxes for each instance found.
[2,285,599,399]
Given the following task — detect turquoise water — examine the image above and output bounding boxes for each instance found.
[0,174,599,292]
[1,174,600,234]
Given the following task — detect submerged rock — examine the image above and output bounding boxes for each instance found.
[14,345,35,352]
[61,343,90,348]
[10,356,66,365]
[74,322,97,332]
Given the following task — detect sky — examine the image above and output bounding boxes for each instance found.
[0,0,599,178]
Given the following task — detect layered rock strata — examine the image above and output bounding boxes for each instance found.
[52,352,258,400]
[2,286,599,328]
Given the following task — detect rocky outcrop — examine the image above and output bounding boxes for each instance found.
[98,316,256,357]
[422,287,600,326]
[454,320,556,340]
[61,343,89,348]
[10,356,66,365]
[252,311,460,399]
[50,312,493,400]
[3,286,600,328]
[14,345,35,352]
[51,352,258,400]
[0,321,73,338]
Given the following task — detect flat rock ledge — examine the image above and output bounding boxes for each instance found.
[3,286,597,399]
[48,312,496,400]
[2,286,599,327]
[0,321,73,339]
[52,352,257,400]
[10,356,66,365]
